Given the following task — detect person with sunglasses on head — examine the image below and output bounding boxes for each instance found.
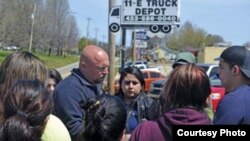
[53,45,109,141]
[115,66,159,137]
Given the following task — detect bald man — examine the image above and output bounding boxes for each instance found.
[53,45,109,140]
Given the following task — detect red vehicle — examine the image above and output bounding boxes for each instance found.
[149,63,226,112]
[210,87,225,112]
[141,70,165,93]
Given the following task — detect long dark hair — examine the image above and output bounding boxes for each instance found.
[0,79,52,141]
[80,94,126,141]
[0,51,48,101]
[48,68,62,84]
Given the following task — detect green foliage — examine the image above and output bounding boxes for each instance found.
[36,53,79,68]
[0,51,79,68]
[167,21,226,51]
[0,51,13,64]
[0,0,79,52]
[167,21,208,51]
[205,34,224,46]
[78,37,95,51]
[78,37,86,51]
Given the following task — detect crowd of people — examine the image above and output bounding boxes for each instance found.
[0,51,70,141]
[0,45,249,141]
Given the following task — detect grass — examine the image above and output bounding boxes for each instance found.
[0,51,79,68]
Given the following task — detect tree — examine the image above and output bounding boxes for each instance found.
[167,21,226,51]
[243,42,250,48]
[0,0,79,56]
[77,37,95,51]
[205,34,224,46]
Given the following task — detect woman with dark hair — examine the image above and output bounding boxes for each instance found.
[115,66,159,134]
[0,51,48,101]
[0,51,48,123]
[0,51,71,141]
[47,68,62,95]
[130,64,212,141]
[0,79,71,141]
[80,94,127,141]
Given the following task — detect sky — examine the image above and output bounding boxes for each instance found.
[69,0,250,45]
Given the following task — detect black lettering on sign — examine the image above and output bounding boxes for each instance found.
[135,8,141,14]
[135,8,166,15]
[137,0,142,6]
[124,0,132,7]
[146,0,178,7]
[124,15,177,22]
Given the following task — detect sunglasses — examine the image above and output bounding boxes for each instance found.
[123,80,139,85]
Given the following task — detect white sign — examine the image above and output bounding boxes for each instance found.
[146,31,165,38]
[122,0,179,24]
[135,40,147,48]
[136,31,149,40]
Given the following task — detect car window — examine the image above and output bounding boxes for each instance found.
[125,62,132,67]
[139,66,145,69]
[135,61,143,64]
[150,72,160,78]
[199,66,209,72]
[209,67,218,77]
[210,73,219,80]
[143,72,148,78]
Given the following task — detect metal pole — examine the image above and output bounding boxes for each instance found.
[86,17,91,46]
[29,2,36,52]
[121,28,126,69]
[108,0,116,94]
[95,28,99,45]
[132,30,136,64]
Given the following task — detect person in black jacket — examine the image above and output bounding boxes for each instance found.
[115,66,159,134]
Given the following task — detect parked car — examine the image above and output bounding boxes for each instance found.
[1,45,19,51]
[134,64,160,72]
[125,60,160,72]
[125,60,148,68]
[141,70,165,93]
[148,63,225,112]
[148,79,165,99]
[197,63,222,87]
[197,63,218,78]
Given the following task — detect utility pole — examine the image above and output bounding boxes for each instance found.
[121,28,126,69]
[102,35,106,45]
[94,28,99,45]
[86,17,91,46]
[132,30,136,63]
[29,2,36,52]
[108,0,116,94]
